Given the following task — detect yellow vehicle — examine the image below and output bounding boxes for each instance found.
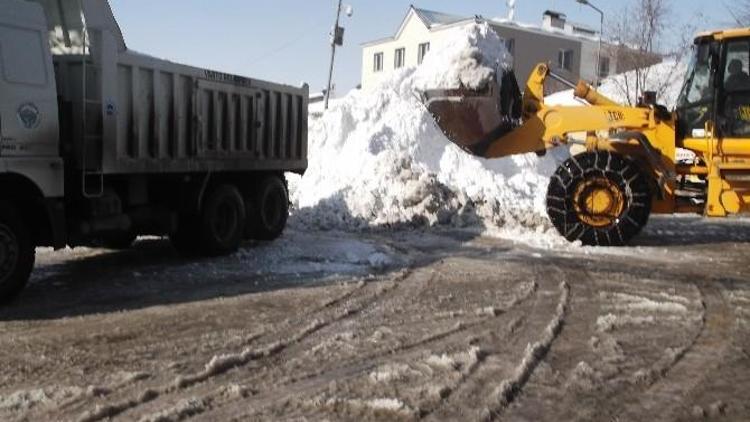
[424,28,750,246]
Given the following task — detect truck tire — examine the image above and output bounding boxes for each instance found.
[0,203,35,304]
[253,176,289,241]
[546,151,652,246]
[199,184,246,256]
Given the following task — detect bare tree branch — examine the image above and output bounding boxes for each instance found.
[727,0,750,25]
[607,0,694,106]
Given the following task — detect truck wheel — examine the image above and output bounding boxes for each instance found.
[0,204,35,304]
[199,184,246,256]
[253,176,289,241]
[546,151,652,246]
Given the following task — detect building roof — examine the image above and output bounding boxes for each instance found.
[361,5,605,47]
[412,7,468,28]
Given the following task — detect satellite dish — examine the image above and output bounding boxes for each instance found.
[345,5,354,17]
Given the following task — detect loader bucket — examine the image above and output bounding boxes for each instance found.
[421,70,522,157]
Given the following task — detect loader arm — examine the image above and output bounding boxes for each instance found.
[485,63,653,159]
[424,63,659,159]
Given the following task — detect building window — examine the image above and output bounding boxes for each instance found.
[373,52,383,72]
[417,42,430,65]
[557,49,574,71]
[394,48,405,69]
[599,56,610,78]
[504,38,515,57]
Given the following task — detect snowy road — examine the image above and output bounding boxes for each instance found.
[0,216,749,421]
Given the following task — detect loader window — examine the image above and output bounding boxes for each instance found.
[676,42,716,137]
[721,39,750,137]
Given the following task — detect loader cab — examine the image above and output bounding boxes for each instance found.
[719,37,750,139]
[676,30,750,145]
[675,39,719,139]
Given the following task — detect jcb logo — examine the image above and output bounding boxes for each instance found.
[606,111,624,122]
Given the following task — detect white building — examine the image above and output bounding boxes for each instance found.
[361,7,660,92]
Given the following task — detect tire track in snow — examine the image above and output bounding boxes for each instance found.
[178,272,541,421]
[43,277,372,421]
[481,280,571,421]
[413,280,539,420]
[614,281,733,421]
[75,270,412,422]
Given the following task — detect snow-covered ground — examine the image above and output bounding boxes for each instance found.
[1,217,749,421]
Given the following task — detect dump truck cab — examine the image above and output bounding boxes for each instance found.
[0,0,64,196]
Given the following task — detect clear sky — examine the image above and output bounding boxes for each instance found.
[109,0,738,96]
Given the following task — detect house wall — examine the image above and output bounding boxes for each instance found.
[489,24,582,93]
[580,39,602,82]
[361,12,449,90]
[362,16,585,94]
[360,10,661,94]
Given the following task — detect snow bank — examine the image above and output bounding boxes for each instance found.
[411,23,511,90]
[545,59,688,109]
[290,23,564,235]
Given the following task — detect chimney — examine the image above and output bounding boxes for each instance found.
[506,0,517,21]
[542,10,566,30]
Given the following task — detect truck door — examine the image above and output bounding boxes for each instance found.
[0,0,59,157]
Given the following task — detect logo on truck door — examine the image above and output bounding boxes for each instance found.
[17,103,40,129]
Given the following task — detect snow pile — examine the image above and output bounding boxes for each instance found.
[411,22,511,90]
[290,23,564,234]
[545,59,688,109]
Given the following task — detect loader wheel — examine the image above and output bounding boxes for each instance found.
[0,203,35,304]
[252,176,289,241]
[546,151,652,246]
[199,185,246,256]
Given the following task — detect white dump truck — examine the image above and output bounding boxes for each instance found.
[0,0,308,302]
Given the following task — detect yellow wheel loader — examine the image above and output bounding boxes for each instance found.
[424,28,750,246]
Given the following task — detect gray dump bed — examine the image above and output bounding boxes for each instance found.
[47,0,308,175]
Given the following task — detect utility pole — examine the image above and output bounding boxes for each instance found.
[324,0,344,110]
[577,0,604,86]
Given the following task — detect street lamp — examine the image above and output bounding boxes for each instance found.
[576,0,604,86]
[324,0,354,110]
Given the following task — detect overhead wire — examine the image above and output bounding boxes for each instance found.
[247,19,331,66]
